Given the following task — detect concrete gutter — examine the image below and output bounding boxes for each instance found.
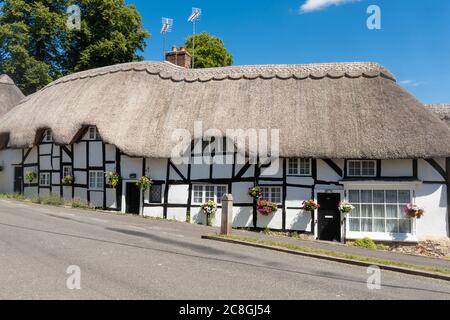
[202,235,450,282]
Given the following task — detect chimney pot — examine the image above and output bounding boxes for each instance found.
[171,46,177,52]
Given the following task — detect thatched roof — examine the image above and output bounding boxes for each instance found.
[0,75,24,118]
[0,61,449,159]
[427,104,450,127]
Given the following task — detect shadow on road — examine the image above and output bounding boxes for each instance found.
[1,221,449,296]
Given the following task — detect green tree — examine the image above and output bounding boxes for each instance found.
[0,0,66,94]
[185,32,233,69]
[63,0,150,72]
[0,0,150,94]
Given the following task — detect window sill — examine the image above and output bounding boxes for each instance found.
[346,231,418,242]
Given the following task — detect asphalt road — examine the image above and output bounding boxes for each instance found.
[0,199,449,300]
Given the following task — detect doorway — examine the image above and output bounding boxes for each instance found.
[125,182,140,214]
[317,193,341,242]
[14,167,23,194]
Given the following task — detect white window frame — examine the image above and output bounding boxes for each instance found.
[42,129,53,143]
[288,158,311,176]
[347,160,377,177]
[88,170,104,190]
[63,166,72,178]
[192,185,228,205]
[88,126,100,140]
[260,186,282,205]
[39,172,51,186]
[342,181,421,241]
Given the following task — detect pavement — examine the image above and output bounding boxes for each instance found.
[230,230,450,270]
[0,199,449,300]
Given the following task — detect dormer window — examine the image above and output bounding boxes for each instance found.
[42,129,53,143]
[88,126,100,140]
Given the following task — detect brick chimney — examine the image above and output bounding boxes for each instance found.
[165,46,192,68]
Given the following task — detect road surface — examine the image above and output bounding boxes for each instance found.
[0,199,449,299]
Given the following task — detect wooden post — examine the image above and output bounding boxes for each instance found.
[221,194,233,235]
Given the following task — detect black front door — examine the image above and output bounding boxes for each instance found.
[126,182,140,214]
[317,193,341,242]
[14,167,23,194]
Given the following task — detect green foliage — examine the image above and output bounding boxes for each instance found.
[185,32,233,68]
[69,198,94,209]
[105,171,120,189]
[0,0,150,94]
[63,0,150,73]
[62,175,74,185]
[350,237,378,250]
[214,234,450,276]
[33,193,65,206]
[136,176,152,191]
[25,170,36,184]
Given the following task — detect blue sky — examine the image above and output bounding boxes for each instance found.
[127,0,450,103]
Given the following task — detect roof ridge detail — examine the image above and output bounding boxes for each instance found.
[45,61,396,89]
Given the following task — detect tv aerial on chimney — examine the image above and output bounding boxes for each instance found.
[161,17,173,60]
[188,7,201,69]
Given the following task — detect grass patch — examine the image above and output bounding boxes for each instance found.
[211,234,450,276]
[0,193,94,211]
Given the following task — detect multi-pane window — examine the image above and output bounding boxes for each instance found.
[192,185,228,204]
[88,171,104,190]
[260,186,282,204]
[39,173,50,186]
[348,189,412,234]
[42,130,53,142]
[63,166,72,177]
[216,186,227,204]
[88,127,100,140]
[149,184,162,203]
[288,158,311,175]
[348,160,376,177]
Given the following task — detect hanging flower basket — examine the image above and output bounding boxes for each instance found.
[248,186,262,201]
[136,176,152,192]
[62,175,74,186]
[105,172,120,189]
[404,203,424,219]
[201,200,217,226]
[339,201,355,214]
[301,200,320,212]
[257,199,278,215]
[25,171,37,184]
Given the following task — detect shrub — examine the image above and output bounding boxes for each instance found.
[69,198,94,209]
[351,237,377,250]
[34,193,65,206]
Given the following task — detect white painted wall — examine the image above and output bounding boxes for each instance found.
[381,159,413,177]
[415,184,448,238]
[0,149,22,193]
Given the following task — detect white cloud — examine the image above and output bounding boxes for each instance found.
[300,0,360,13]
[400,80,425,87]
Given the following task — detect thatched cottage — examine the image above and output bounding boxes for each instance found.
[0,52,449,243]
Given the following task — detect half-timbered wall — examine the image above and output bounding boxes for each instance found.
[0,135,448,241]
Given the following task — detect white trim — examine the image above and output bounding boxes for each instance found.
[62,166,72,178]
[343,183,419,241]
[39,172,50,186]
[346,160,376,177]
[88,170,104,190]
[288,158,312,176]
[346,231,418,242]
[191,184,228,205]
[341,180,422,188]
[260,186,282,205]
